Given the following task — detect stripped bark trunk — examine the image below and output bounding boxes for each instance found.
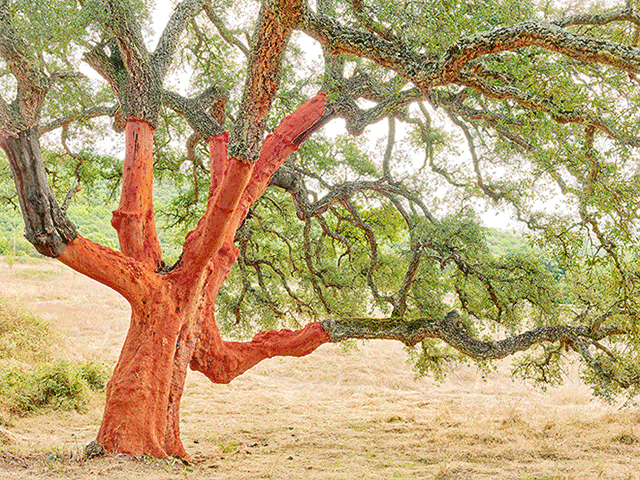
[1,0,333,459]
[56,94,332,458]
[111,121,162,268]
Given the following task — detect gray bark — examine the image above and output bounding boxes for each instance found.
[321,311,624,360]
[0,128,77,257]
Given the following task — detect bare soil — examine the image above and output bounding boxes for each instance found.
[1,257,639,479]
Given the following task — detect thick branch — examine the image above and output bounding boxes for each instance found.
[0,128,77,256]
[82,43,126,95]
[554,7,640,29]
[111,121,162,267]
[429,21,640,86]
[334,83,422,135]
[190,322,331,384]
[0,2,49,131]
[162,87,226,138]
[230,94,330,228]
[306,12,640,90]
[321,311,624,360]
[152,0,207,79]
[104,0,148,79]
[305,11,429,83]
[228,0,305,162]
[175,95,329,301]
[176,133,254,281]
[104,0,161,124]
[57,235,160,309]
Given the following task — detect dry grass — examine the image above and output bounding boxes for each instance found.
[0,256,639,479]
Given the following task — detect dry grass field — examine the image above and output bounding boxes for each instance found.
[1,256,640,479]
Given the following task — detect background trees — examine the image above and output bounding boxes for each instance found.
[2,0,640,456]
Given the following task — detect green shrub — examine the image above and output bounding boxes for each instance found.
[0,360,111,416]
[78,361,111,391]
[0,299,111,416]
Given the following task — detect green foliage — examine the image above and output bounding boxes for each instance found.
[580,348,640,404]
[338,0,536,54]
[0,360,111,416]
[0,298,110,416]
[408,339,464,381]
[0,213,43,259]
[511,346,568,391]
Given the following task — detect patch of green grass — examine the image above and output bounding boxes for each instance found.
[1,254,46,266]
[219,441,239,453]
[0,360,111,416]
[78,361,110,391]
[0,298,111,416]
[0,298,52,362]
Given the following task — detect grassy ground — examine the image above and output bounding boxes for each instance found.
[0,256,639,479]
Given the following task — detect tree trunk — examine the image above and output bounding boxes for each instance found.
[94,271,331,458]
[96,288,195,457]
[59,94,332,458]
[111,121,162,268]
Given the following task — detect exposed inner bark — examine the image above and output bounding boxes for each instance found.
[111,121,162,268]
[55,94,333,458]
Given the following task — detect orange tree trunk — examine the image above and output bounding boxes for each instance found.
[57,95,332,458]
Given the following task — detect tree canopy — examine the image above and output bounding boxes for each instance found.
[2,0,640,456]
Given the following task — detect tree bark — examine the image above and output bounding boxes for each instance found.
[111,121,162,268]
[96,293,186,457]
[0,128,76,257]
[70,94,333,458]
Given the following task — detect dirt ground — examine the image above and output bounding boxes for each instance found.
[1,257,639,479]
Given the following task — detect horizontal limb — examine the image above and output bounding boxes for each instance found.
[321,311,624,361]
[190,322,331,384]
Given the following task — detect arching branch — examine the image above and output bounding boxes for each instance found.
[202,1,250,56]
[457,73,640,146]
[39,104,121,135]
[305,12,640,89]
[554,7,640,29]
[162,87,226,138]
